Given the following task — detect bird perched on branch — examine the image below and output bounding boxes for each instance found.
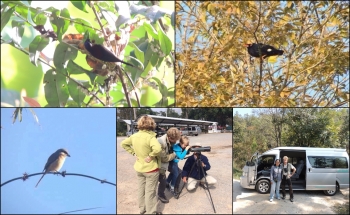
[244,43,284,59]
[35,148,70,188]
[84,37,134,67]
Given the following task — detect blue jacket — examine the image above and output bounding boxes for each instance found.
[182,154,211,180]
[173,143,188,163]
[270,165,282,181]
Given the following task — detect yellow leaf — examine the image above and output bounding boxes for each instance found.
[267,56,277,63]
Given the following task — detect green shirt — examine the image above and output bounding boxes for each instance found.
[121,130,161,173]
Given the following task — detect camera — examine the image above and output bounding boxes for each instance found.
[189,146,211,153]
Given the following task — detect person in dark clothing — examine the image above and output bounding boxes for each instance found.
[182,143,217,191]
[281,156,296,202]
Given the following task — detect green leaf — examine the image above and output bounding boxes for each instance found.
[143,22,158,40]
[157,23,172,56]
[34,12,47,25]
[171,12,175,27]
[129,42,145,64]
[70,1,89,13]
[99,6,117,32]
[140,85,162,106]
[68,79,89,106]
[26,7,35,26]
[1,5,16,32]
[53,42,78,69]
[73,18,93,34]
[28,35,50,66]
[151,77,167,99]
[43,69,69,107]
[50,8,70,41]
[67,60,90,74]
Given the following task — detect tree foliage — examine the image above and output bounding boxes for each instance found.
[176,1,349,107]
[233,108,349,169]
[1,1,175,107]
[187,108,233,126]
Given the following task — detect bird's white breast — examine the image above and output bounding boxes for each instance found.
[48,154,67,172]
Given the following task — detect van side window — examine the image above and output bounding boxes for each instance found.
[308,156,348,168]
[334,157,348,168]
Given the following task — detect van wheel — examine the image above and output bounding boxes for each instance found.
[323,183,339,196]
[256,179,270,194]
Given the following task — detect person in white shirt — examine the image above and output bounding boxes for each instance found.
[281,156,296,202]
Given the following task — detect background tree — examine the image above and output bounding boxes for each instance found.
[176,1,349,107]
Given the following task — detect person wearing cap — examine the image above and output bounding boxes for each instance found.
[181,142,217,191]
[269,158,282,202]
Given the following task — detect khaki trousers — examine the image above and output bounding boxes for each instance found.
[187,175,217,191]
[137,171,159,214]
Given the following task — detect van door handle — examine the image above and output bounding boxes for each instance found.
[308,168,311,172]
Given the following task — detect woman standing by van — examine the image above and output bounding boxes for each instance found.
[270,159,282,202]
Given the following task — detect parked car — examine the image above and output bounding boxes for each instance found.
[240,147,349,196]
[180,126,202,136]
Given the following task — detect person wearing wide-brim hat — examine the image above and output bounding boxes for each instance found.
[181,142,217,191]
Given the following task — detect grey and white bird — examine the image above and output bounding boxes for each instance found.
[35,148,70,188]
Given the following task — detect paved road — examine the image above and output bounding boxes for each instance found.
[233,179,349,214]
[117,133,233,214]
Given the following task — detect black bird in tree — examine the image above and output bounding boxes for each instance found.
[84,37,134,67]
[244,43,284,59]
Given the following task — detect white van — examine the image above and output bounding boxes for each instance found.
[181,126,202,136]
[240,147,349,196]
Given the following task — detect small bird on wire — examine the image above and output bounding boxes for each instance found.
[35,148,70,188]
[84,37,134,67]
[244,43,284,59]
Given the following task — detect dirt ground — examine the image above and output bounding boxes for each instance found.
[233,179,349,214]
[117,133,232,214]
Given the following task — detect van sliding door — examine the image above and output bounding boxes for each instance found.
[306,152,336,191]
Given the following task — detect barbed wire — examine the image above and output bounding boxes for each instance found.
[1,171,116,187]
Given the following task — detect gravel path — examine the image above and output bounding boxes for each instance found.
[117,133,232,214]
[233,179,349,214]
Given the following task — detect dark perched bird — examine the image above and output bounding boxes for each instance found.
[84,38,134,67]
[244,43,284,59]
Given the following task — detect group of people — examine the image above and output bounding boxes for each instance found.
[270,156,296,202]
[121,115,217,214]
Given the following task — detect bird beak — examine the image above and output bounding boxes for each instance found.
[67,153,71,157]
[243,44,249,47]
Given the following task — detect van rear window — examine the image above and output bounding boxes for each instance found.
[308,156,348,168]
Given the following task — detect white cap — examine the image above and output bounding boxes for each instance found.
[191,142,202,147]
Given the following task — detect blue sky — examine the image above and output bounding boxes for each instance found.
[233,108,254,116]
[0,108,116,214]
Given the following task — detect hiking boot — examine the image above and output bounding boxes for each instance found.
[158,195,169,203]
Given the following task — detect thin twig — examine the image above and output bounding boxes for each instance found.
[1,171,116,187]
[116,66,132,107]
